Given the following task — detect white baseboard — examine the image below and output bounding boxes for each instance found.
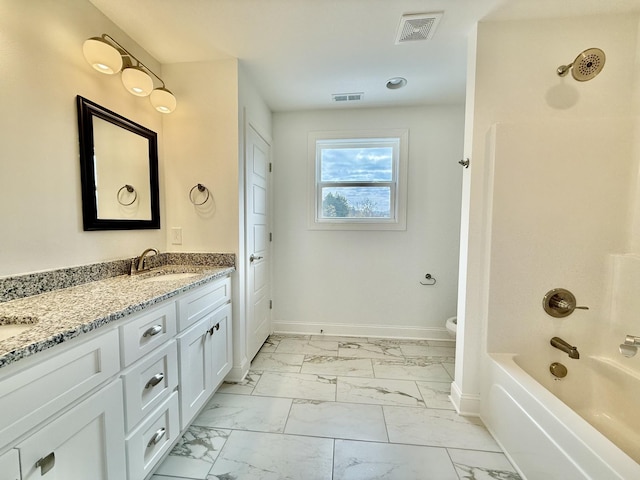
[272,321,452,341]
[225,360,249,383]
[450,381,481,416]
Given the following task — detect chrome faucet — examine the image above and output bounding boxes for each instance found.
[550,337,580,359]
[131,248,159,274]
[619,335,640,358]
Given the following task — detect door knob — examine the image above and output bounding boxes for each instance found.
[250,254,263,262]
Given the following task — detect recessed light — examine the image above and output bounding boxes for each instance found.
[386,77,407,89]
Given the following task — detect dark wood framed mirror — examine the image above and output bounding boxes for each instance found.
[77,96,160,230]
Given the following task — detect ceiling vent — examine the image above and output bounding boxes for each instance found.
[332,92,364,102]
[395,12,443,44]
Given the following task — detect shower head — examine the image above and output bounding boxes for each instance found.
[557,48,606,81]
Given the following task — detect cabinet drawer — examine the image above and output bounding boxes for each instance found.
[120,301,177,367]
[177,277,231,331]
[122,340,178,432]
[0,329,120,449]
[16,379,126,480]
[126,391,180,480]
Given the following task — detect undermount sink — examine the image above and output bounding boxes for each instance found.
[139,272,199,282]
[0,318,38,342]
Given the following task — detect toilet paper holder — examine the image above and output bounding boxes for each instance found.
[420,274,437,286]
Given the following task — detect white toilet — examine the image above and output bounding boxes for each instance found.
[445,316,457,339]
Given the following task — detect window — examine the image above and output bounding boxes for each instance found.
[308,129,408,230]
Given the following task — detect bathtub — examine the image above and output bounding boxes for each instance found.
[483,353,640,479]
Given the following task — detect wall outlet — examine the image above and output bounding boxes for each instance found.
[171,227,182,245]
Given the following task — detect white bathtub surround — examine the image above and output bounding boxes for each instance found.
[458,11,640,479]
[484,354,640,479]
[153,334,521,479]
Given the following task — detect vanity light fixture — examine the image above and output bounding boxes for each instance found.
[82,34,177,113]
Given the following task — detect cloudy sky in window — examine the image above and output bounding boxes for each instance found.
[320,146,393,215]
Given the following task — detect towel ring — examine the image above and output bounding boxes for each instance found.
[117,184,137,206]
[189,183,210,206]
[420,273,437,286]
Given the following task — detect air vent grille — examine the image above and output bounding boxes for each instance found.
[395,12,443,44]
[332,92,364,102]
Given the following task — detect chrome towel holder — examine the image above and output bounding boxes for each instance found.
[189,183,210,205]
[117,184,137,206]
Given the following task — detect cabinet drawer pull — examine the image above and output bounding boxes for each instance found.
[147,427,166,447]
[35,452,55,475]
[142,325,163,338]
[144,373,165,389]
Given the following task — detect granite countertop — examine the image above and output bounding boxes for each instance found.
[0,264,234,368]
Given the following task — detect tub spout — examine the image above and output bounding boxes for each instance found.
[550,337,580,359]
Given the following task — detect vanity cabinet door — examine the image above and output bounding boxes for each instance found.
[0,449,20,480]
[17,380,126,480]
[177,315,214,429]
[210,303,233,391]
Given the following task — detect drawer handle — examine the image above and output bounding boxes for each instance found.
[35,452,55,475]
[147,427,166,448]
[208,323,221,336]
[144,373,165,389]
[142,325,163,338]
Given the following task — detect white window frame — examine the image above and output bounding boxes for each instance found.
[308,129,408,231]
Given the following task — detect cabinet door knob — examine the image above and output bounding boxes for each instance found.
[35,452,55,475]
[147,427,166,448]
[144,373,165,389]
[142,325,163,338]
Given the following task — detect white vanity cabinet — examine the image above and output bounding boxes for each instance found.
[17,380,126,479]
[0,449,20,480]
[0,272,233,480]
[176,280,232,429]
[0,328,126,480]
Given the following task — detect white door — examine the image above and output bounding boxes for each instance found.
[245,124,271,361]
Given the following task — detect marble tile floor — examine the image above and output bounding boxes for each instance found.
[152,334,521,480]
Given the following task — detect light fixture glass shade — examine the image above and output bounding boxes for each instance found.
[121,66,154,96]
[82,37,123,74]
[150,88,177,113]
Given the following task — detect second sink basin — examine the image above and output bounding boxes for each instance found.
[0,317,39,342]
[139,272,199,283]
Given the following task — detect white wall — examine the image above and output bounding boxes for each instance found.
[272,106,464,338]
[0,0,166,276]
[161,60,273,380]
[162,59,240,254]
[456,13,640,414]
